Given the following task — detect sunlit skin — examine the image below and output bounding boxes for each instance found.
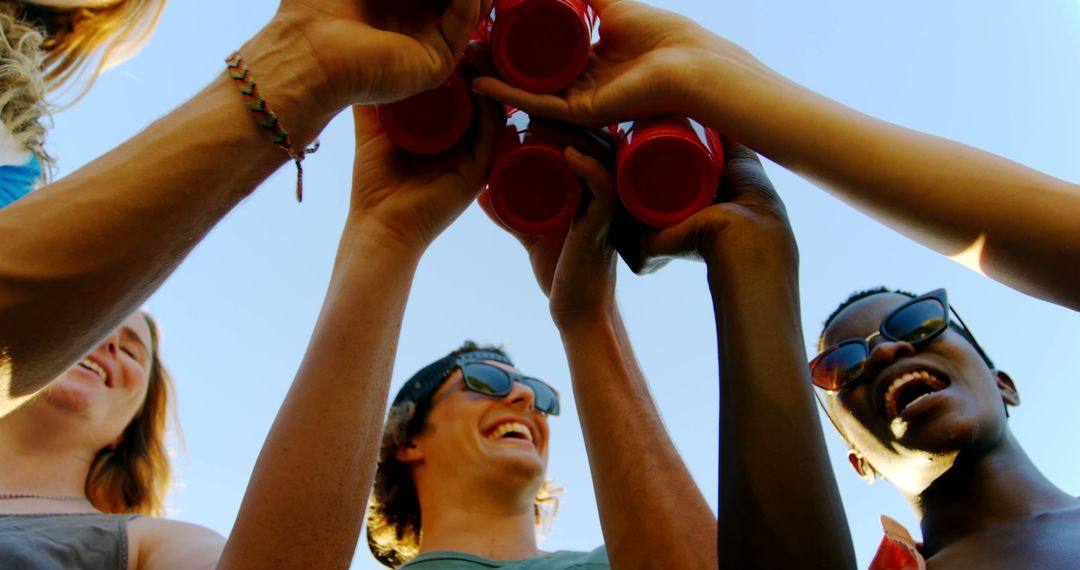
[34,312,153,449]
[820,292,1080,566]
[1,312,153,476]
[0,312,160,521]
[0,0,501,567]
[403,361,551,512]
[398,360,553,559]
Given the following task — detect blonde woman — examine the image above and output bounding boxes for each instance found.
[0,1,503,567]
[0,80,504,570]
[0,0,164,207]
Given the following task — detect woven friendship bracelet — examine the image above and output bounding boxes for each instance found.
[226,51,320,202]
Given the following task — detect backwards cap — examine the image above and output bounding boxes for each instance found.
[391,350,513,408]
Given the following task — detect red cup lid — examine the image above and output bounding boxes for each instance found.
[377,72,473,154]
[617,125,721,228]
[489,141,581,235]
[490,0,592,94]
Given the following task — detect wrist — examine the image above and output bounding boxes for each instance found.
[702,226,799,288]
[554,303,618,339]
[236,19,339,146]
[682,41,785,128]
[340,216,430,263]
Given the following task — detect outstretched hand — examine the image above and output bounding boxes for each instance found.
[628,140,797,273]
[275,0,493,108]
[479,148,619,329]
[472,0,737,128]
[348,52,506,251]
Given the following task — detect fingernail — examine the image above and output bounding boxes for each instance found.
[566,146,583,158]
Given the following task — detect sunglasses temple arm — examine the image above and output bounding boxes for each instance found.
[948,307,993,365]
[813,389,846,437]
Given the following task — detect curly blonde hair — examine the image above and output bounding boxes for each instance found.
[0,4,49,166]
[366,343,561,568]
[21,0,166,96]
[0,0,166,169]
[85,312,179,517]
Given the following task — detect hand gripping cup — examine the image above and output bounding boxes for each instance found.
[488,120,582,236]
[489,0,594,94]
[615,117,724,228]
[376,68,474,154]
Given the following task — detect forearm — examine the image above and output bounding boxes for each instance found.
[217,221,422,570]
[687,51,1080,310]
[559,310,716,569]
[705,241,854,569]
[0,23,336,413]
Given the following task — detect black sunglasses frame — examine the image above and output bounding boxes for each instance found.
[810,288,989,392]
[456,359,561,416]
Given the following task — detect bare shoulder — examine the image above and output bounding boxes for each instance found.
[928,506,1080,569]
[127,517,225,570]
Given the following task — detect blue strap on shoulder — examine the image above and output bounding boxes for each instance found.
[0,154,42,209]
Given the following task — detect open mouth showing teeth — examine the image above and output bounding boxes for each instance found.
[885,370,946,420]
[78,358,109,386]
[487,422,534,445]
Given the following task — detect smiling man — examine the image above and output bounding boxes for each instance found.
[813,288,1080,568]
[364,343,590,568]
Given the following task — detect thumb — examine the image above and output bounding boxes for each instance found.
[440,0,488,62]
[638,217,707,263]
[564,146,617,245]
[637,205,740,263]
[352,105,388,153]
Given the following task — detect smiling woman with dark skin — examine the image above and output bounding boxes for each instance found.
[816,290,1080,568]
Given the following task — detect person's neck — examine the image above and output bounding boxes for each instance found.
[0,404,96,501]
[415,476,540,561]
[913,430,1077,556]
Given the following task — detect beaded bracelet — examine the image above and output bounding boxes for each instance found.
[226,51,320,202]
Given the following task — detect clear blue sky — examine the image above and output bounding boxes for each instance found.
[47,1,1080,567]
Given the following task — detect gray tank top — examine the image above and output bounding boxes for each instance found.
[0,513,137,569]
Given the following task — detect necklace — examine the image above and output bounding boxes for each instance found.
[0,493,89,502]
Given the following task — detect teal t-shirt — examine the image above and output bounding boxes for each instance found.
[402,547,608,569]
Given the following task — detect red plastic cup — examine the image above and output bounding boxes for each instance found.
[488,123,582,236]
[615,117,724,228]
[489,0,593,94]
[376,69,474,154]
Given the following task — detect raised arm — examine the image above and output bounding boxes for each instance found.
[472,0,1080,311]
[479,150,716,568]
[636,142,854,568]
[207,98,502,570]
[0,0,492,415]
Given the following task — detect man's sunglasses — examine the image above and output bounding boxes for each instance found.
[456,359,561,416]
[810,288,988,392]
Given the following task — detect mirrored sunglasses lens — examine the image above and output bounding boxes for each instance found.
[463,364,512,396]
[885,298,947,344]
[522,378,560,416]
[813,342,867,391]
